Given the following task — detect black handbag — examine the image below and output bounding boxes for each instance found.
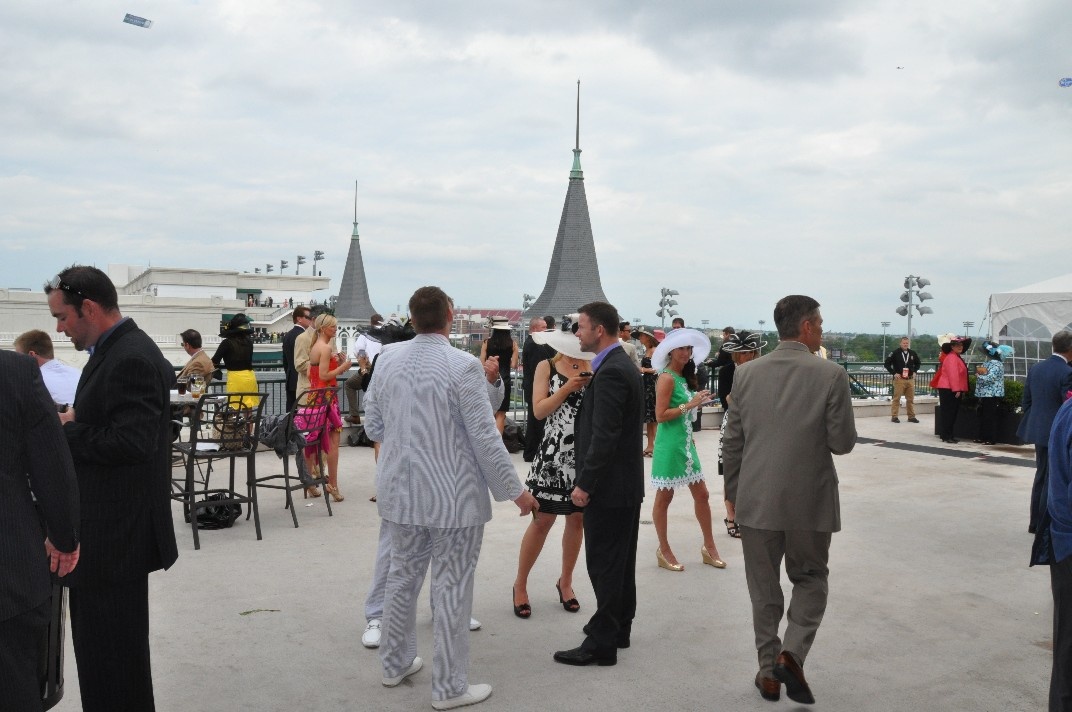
[196,493,241,530]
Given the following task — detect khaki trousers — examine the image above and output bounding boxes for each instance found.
[891,376,915,417]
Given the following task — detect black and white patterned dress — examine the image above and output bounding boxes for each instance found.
[526,362,586,515]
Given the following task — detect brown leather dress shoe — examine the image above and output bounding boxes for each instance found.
[754,672,780,701]
[773,651,815,704]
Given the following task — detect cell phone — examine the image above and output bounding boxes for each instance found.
[357,349,367,359]
[579,371,593,377]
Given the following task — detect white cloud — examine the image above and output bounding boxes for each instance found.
[1,0,1069,334]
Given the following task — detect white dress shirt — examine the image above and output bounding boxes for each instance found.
[41,358,81,406]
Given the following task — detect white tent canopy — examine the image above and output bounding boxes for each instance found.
[988,272,1072,378]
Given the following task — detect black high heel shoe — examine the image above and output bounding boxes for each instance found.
[556,580,580,613]
[512,586,531,619]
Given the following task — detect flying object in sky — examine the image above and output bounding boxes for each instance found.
[1059,78,1072,87]
[123,13,153,28]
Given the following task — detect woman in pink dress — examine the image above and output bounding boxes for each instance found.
[307,314,351,501]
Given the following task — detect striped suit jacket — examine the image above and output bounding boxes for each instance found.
[0,351,80,622]
[365,333,524,528]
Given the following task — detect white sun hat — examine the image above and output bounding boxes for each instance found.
[651,328,712,371]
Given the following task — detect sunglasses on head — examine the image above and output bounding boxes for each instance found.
[46,275,90,302]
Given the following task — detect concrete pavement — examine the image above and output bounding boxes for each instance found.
[52,410,1052,711]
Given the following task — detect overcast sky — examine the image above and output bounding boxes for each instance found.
[2,1,1069,335]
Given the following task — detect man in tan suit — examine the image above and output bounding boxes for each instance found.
[723,295,856,705]
[177,329,214,384]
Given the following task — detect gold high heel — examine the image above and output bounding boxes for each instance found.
[326,484,345,503]
[304,486,322,499]
[656,548,684,572]
[701,545,727,569]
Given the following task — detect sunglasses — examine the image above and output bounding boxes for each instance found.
[46,275,90,302]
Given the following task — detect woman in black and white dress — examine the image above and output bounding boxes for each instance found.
[511,321,594,619]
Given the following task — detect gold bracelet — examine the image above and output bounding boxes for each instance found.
[678,403,688,415]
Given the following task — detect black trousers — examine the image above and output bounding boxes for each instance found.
[70,574,156,712]
[977,397,1000,443]
[1053,554,1072,711]
[0,599,50,712]
[580,504,640,655]
[937,388,961,440]
[1032,447,1050,533]
[522,383,543,462]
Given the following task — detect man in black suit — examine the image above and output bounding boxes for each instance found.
[554,301,644,667]
[46,265,179,712]
[282,304,312,412]
[521,316,555,461]
[0,351,80,712]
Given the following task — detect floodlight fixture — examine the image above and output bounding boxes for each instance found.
[918,291,933,301]
[917,306,934,315]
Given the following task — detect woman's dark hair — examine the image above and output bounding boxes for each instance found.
[682,358,698,390]
[487,328,513,352]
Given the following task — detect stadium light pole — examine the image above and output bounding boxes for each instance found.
[881,321,891,355]
[896,276,934,339]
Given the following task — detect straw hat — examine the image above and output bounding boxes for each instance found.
[651,328,711,371]
[530,327,597,361]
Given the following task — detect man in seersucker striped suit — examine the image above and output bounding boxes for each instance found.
[364,286,539,711]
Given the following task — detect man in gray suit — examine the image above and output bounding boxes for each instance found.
[364,286,538,711]
[723,295,856,705]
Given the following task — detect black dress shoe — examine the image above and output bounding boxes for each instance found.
[552,646,616,667]
[907,417,920,423]
[773,651,814,704]
[891,416,900,423]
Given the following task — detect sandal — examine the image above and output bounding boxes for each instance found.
[643,449,653,458]
[304,486,322,499]
[512,586,531,619]
[556,579,580,613]
[724,518,741,539]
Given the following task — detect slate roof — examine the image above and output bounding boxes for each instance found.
[334,220,378,322]
[523,148,609,319]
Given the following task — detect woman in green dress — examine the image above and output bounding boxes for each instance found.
[651,328,726,571]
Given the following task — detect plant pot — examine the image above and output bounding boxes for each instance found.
[934,405,1023,445]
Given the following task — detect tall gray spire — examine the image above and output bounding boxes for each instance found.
[334,181,378,321]
[524,81,608,318]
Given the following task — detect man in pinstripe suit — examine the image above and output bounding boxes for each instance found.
[364,286,538,710]
[46,265,178,712]
[0,351,80,711]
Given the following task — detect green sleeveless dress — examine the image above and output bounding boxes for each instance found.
[650,370,704,490]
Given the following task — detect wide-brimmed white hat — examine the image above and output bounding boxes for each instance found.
[488,316,512,330]
[651,328,711,370]
[531,328,597,361]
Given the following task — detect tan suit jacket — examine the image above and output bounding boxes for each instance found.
[178,350,214,384]
[294,327,316,403]
[723,340,856,532]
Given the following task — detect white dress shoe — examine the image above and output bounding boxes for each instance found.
[469,617,481,631]
[361,619,381,648]
[382,656,422,687]
[431,683,492,710]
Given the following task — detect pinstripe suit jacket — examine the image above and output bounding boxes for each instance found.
[365,333,524,528]
[62,318,178,587]
[0,352,80,622]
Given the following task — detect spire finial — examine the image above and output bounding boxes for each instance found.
[352,180,360,239]
[575,79,580,151]
[570,80,584,179]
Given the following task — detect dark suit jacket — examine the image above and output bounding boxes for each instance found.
[63,318,178,587]
[1017,354,1072,445]
[521,335,555,397]
[574,345,644,507]
[884,348,921,376]
[282,324,304,396]
[0,352,80,623]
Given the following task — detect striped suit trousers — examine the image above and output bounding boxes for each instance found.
[380,522,484,702]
